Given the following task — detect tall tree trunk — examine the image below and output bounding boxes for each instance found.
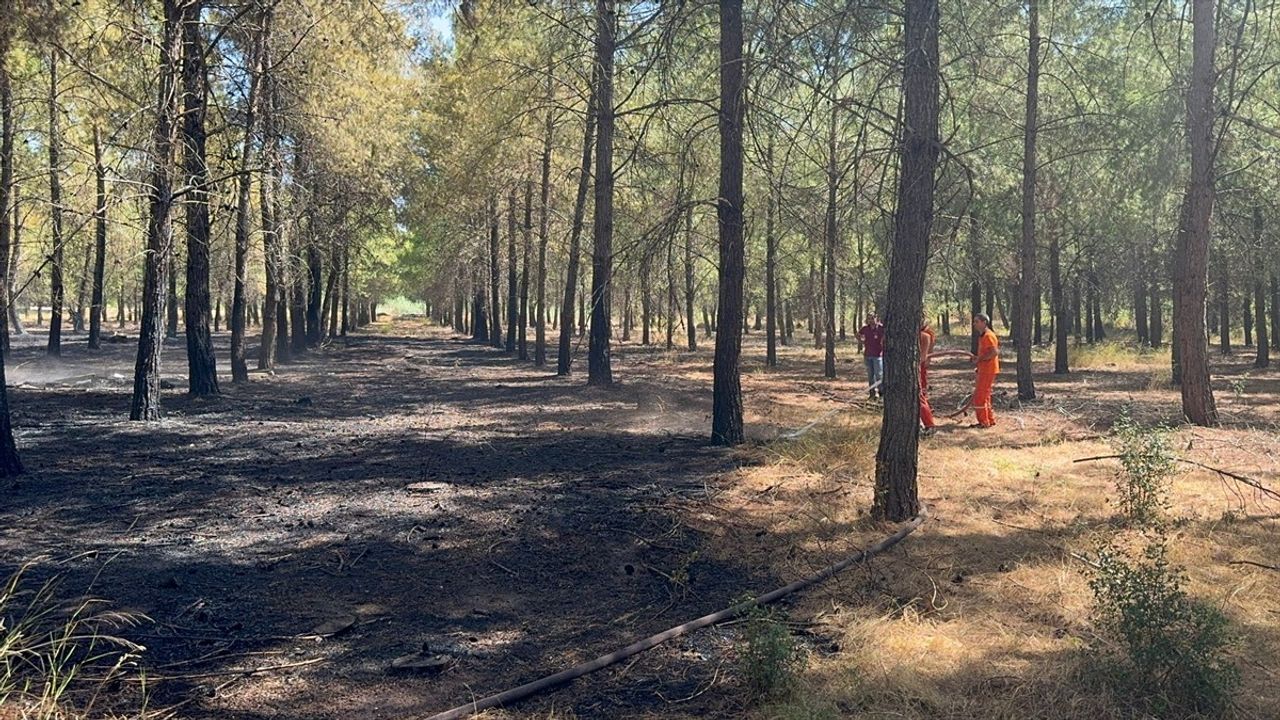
[519,176,531,360]
[712,0,745,445]
[778,294,788,345]
[182,0,219,395]
[874,0,938,522]
[969,214,981,355]
[74,237,90,333]
[665,234,675,350]
[305,237,322,346]
[1174,0,1218,425]
[289,237,306,355]
[0,26,21,475]
[1015,0,1040,400]
[230,6,264,382]
[557,71,596,375]
[1253,206,1268,367]
[1050,233,1067,374]
[131,0,183,421]
[506,190,518,352]
[166,253,179,338]
[587,0,615,386]
[1150,277,1163,347]
[684,203,696,351]
[257,22,281,370]
[0,49,13,352]
[1270,274,1279,351]
[471,258,489,343]
[1134,246,1149,345]
[486,196,502,348]
[535,64,553,366]
[765,140,777,368]
[340,245,349,335]
[1243,295,1253,348]
[1092,273,1106,340]
[640,250,651,346]
[88,128,107,350]
[47,43,64,357]
[822,102,838,380]
[1217,258,1230,354]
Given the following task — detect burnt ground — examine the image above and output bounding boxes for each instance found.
[1,319,1277,720]
[0,321,786,719]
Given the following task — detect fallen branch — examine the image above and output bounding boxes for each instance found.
[146,657,323,682]
[1073,455,1280,502]
[422,508,928,720]
[1228,560,1280,572]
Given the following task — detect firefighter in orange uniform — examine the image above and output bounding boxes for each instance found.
[969,313,999,428]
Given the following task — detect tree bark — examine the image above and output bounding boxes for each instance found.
[712,0,745,445]
[258,19,281,370]
[665,233,675,350]
[1173,0,1218,425]
[506,190,518,352]
[131,0,184,421]
[874,0,938,521]
[519,176,531,360]
[587,0,615,386]
[535,65,553,366]
[1016,0,1039,400]
[488,195,503,348]
[182,0,219,395]
[822,102,838,380]
[1050,233,1067,373]
[1270,274,1279,351]
[1253,208,1268,367]
[0,25,21,474]
[47,43,65,357]
[230,4,265,382]
[557,66,597,375]
[765,140,777,368]
[88,128,107,350]
[684,202,696,352]
[1134,245,1149,345]
[0,48,12,351]
[1217,256,1230,354]
[640,250,651,346]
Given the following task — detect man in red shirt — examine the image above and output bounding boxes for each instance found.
[857,314,884,399]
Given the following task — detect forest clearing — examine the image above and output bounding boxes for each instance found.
[1,319,1276,719]
[2,0,1280,718]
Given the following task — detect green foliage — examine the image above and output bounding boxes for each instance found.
[1109,409,1177,526]
[1088,541,1239,717]
[738,601,802,700]
[0,563,147,718]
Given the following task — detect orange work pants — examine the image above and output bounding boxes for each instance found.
[973,369,996,426]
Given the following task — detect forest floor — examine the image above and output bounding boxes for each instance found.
[0,319,1277,720]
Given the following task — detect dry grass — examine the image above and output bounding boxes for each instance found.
[674,341,1280,720]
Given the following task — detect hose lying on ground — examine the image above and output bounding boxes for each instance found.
[423,506,928,720]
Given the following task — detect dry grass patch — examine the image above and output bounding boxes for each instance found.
[692,375,1279,720]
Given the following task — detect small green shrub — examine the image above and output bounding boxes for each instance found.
[1088,541,1239,717]
[739,602,802,700]
[1110,409,1177,526]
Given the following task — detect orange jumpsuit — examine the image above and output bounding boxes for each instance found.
[919,327,936,429]
[974,328,999,427]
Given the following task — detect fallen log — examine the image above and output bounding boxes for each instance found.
[422,508,928,720]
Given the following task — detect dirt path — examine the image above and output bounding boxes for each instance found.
[0,323,786,719]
